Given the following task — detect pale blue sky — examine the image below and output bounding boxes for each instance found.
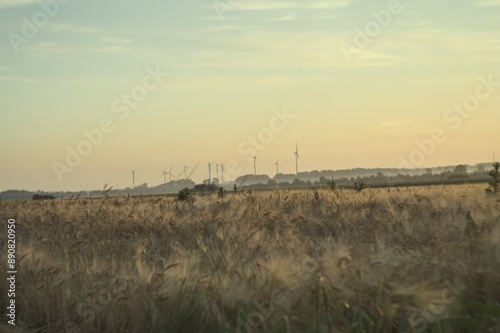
[1,0,499,191]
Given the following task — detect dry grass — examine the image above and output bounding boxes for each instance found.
[1,184,500,332]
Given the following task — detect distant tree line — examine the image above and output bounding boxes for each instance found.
[232,164,490,190]
[0,163,493,201]
[32,194,56,200]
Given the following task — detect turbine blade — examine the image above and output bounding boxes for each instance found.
[187,163,200,179]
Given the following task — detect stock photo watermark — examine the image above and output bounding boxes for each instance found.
[237,108,296,161]
[7,0,71,54]
[235,257,318,332]
[340,0,403,63]
[398,74,499,169]
[51,65,168,182]
[217,106,296,183]
[6,219,17,326]
[405,279,466,333]
[213,0,244,20]
[76,282,120,324]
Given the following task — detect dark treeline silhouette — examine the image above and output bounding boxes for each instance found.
[234,164,490,190]
[192,184,219,193]
[0,163,493,200]
[32,194,56,200]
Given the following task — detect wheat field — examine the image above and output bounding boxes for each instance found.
[1,184,500,332]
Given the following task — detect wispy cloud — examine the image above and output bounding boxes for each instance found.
[376,119,420,129]
[101,36,133,45]
[473,0,500,6]
[180,26,405,70]
[32,41,131,54]
[346,50,403,68]
[274,11,299,21]
[194,36,337,68]
[361,119,432,137]
[237,0,353,11]
[0,75,39,83]
[0,0,38,9]
[354,27,500,64]
[409,76,480,86]
[50,23,101,34]
[203,0,353,21]
[166,74,329,94]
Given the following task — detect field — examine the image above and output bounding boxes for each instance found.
[1,184,500,332]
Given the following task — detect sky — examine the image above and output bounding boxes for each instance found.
[0,0,499,191]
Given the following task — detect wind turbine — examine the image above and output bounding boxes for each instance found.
[274,156,280,175]
[294,142,300,175]
[253,155,257,175]
[131,169,138,188]
[207,161,213,184]
[175,165,189,181]
[161,166,167,184]
[216,163,219,181]
[220,164,225,183]
[167,166,174,182]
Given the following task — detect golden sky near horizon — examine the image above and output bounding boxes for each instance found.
[0,0,499,191]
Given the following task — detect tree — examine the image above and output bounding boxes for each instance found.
[486,162,500,194]
[218,187,225,198]
[33,194,55,200]
[267,179,277,187]
[453,165,467,175]
[353,181,366,192]
[135,183,148,190]
[193,184,218,193]
[177,188,192,201]
[318,176,329,186]
[327,177,336,190]
[292,178,305,187]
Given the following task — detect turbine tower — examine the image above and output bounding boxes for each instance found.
[216,163,219,181]
[220,164,225,183]
[131,169,137,188]
[184,165,189,180]
[294,143,300,175]
[207,161,213,184]
[274,156,280,175]
[253,155,257,175]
